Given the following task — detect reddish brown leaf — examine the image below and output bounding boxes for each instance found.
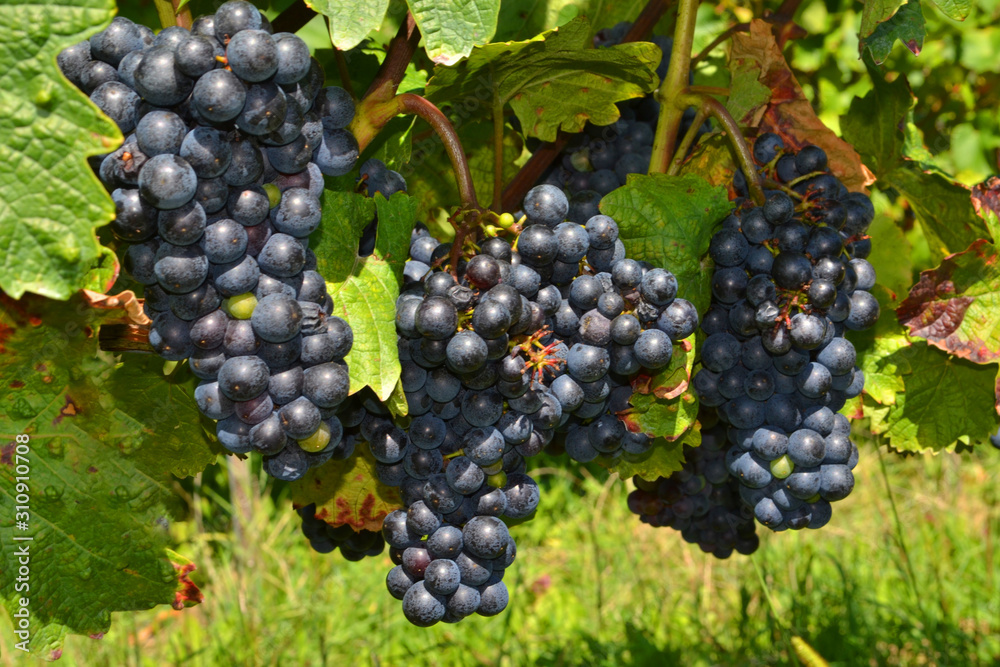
[730,20,875,192]
[896,238,1000,363]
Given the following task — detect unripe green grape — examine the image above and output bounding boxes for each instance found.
[263,182,282,209]
[298,420,331,452]
[487,471,507,489]
[770,454,794,479]
[226,293,258,319]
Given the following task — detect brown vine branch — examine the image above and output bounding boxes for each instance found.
[271,0,317,34]
[499,133,569,213]
[622,0,672,43]
[363,14,420,100]
[333,47,356,98]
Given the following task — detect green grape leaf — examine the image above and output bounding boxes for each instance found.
[0,296,203,657]
[925,0,972,20]
[877,342,997,452]
[425,18,659,142]
[102,353,220,479]
[314,191,416,400]
[840,64,915,177]
[862,0,926,64]
[407,0,501,66]
[864,191,915,299]
[619,336,699,440]
[602,429,697,483]
[0,0,121,300]
[599,173,731,314]
[385,378,409,418]
[290,447,403,531]
[859,0,909,42]
[308,0,390,51]
[494,0,646,41]
[403,121,524,221]
[842,66,990,259]
[896,239,1000,364]
[885,164,989,260]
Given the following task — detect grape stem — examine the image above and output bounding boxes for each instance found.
[648,0,699,175]
[496,0,669,213]
[396,94,478,210]
[647,0,766,204]
[683,92,766,205]
[154,0,192,29]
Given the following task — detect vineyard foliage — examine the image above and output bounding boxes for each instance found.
[1,0,999,656]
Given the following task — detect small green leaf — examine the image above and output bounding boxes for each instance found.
[599,173,731,314]
[290,447,403,531]
[0,296,203,657]
[313,192,417,400]
[603,429,698,482]
[618,335,698,440]
[0,0,121,299]
[862,0,926,64]
[425,18,659,142]
[407,0,501,65]
[897,239,1000,364]
[308,0,390,51]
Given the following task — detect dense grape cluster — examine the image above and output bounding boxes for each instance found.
[373,184,699,625]
[535,23,706,221]
[627,421,759,557]
[298,503,386,560]
[61,2,361,481]
[693,135,877,531]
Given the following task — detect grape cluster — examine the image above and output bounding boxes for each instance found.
[373,184,699,625]
[536,23,706,221]
[693,135,877,531]
[60,2,361,481]
[298,503,386,560]
[627,421,759,558]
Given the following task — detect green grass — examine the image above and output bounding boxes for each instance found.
[3,442,999,666]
